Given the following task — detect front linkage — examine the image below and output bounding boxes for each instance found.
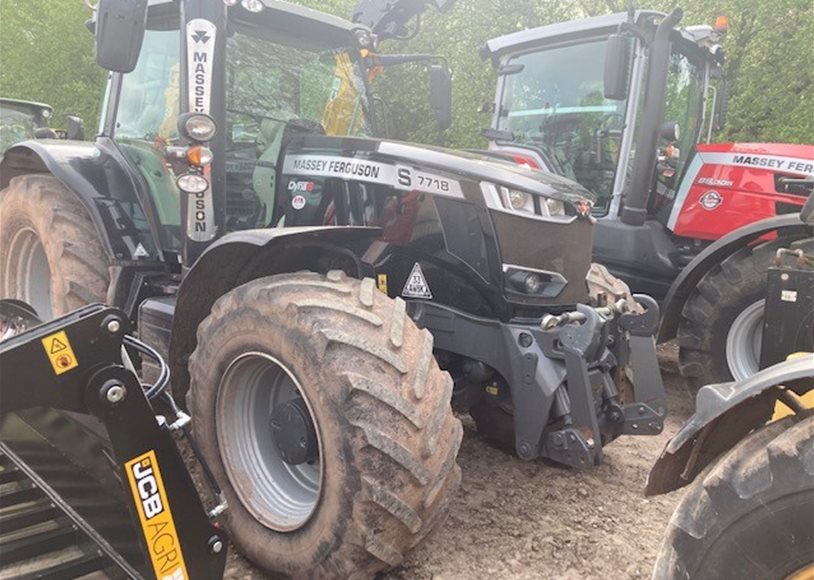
[537,295,665,467]
[414,290,665,469]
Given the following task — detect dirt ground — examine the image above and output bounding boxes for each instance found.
[225,343,695,580]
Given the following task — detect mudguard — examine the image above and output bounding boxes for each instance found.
[658,214,812,343]
[0,138,162,263]
[645,354,814,495]
[168,226,382,400]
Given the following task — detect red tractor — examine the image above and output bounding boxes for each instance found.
[481,9,814,390]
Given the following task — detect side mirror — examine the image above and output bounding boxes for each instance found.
[659,121,680,141]
[603,34,634,100]
[94,0,148,73]
[64,116,85,141]
[429,63,452,131]
[716,79,729,130]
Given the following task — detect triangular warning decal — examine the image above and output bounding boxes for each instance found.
[50,337,68,354]
[133,243,149,258]
[402,263,432,299]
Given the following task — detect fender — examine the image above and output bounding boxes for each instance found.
[658,214,812,342]
[645,355,814,495]
[168,226,382,400]
[0,137,163,264]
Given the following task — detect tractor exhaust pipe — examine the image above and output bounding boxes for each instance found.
[621,8,683,226]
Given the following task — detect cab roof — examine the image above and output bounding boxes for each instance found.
[482,11,664,62]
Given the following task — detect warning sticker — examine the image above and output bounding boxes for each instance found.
[125,450,189,580]
[377,273,388,294]
[402,263,432,299]
[41,330,78,375]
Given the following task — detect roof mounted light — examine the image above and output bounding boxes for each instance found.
[177,112,217,143]
[241,0,264,12]
[223,0,238,5]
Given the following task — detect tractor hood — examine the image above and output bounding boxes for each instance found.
[279,134,597,309]
[284,135,596,205]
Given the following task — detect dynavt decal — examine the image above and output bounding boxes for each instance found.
[283,154,464,198]
[185,18,216,243]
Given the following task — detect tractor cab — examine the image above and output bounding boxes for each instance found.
[99,0,376,263]
[0,99,54,156]
[482,10,812,300]
[484,11,722,215]
[482,11,728,296]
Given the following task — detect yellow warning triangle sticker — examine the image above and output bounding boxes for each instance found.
[50,337,68,354]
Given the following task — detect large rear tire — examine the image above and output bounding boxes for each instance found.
[188,271,462,579]
[0,174,109,317]
[654,415,814,580]
[677,237,812,392]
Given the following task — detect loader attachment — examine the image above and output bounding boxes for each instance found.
[0,302,227,580]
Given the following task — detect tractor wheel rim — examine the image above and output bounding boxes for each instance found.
[6,228,52,320]
[726,299,764,381]
[216,351,323,532]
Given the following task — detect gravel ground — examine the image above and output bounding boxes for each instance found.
[225,344,695,580]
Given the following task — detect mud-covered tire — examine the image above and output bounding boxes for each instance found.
[0,174,109,318]
[654,416,814,580]
[188,271,462,579]
[677,236,812,392]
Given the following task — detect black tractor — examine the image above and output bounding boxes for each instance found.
[0,0,664,577]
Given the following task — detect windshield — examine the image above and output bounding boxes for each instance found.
[226,30,371,142]
[496,39,629,213]
[657,50,704,196]
[224,29,371,231]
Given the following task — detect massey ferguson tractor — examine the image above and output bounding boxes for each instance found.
[481,9,814,391]
[0,0,664,577]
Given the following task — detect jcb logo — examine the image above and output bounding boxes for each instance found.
[132,459,164,519]
[125,451,189,580]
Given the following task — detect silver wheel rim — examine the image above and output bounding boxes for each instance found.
[725,299,764,381]
[6,228,53,320]
[216,352,323,532]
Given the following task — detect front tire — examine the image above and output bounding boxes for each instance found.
[188,271,462,578]
[677,237,812,392]
[654,415,814,580]
[0,174,109,318]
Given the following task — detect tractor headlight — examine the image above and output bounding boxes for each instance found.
[177,173,209,194]
[241,0,264,12]
[500,187,534,214]
[178,112,217,143]
[543,199,565,216]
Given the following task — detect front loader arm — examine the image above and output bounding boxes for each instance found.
[0,303,226,580]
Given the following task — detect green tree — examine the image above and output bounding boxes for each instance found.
[0,0,106,128]
[0,0,811,146]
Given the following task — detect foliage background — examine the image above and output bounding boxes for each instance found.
[1,0,811,148]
